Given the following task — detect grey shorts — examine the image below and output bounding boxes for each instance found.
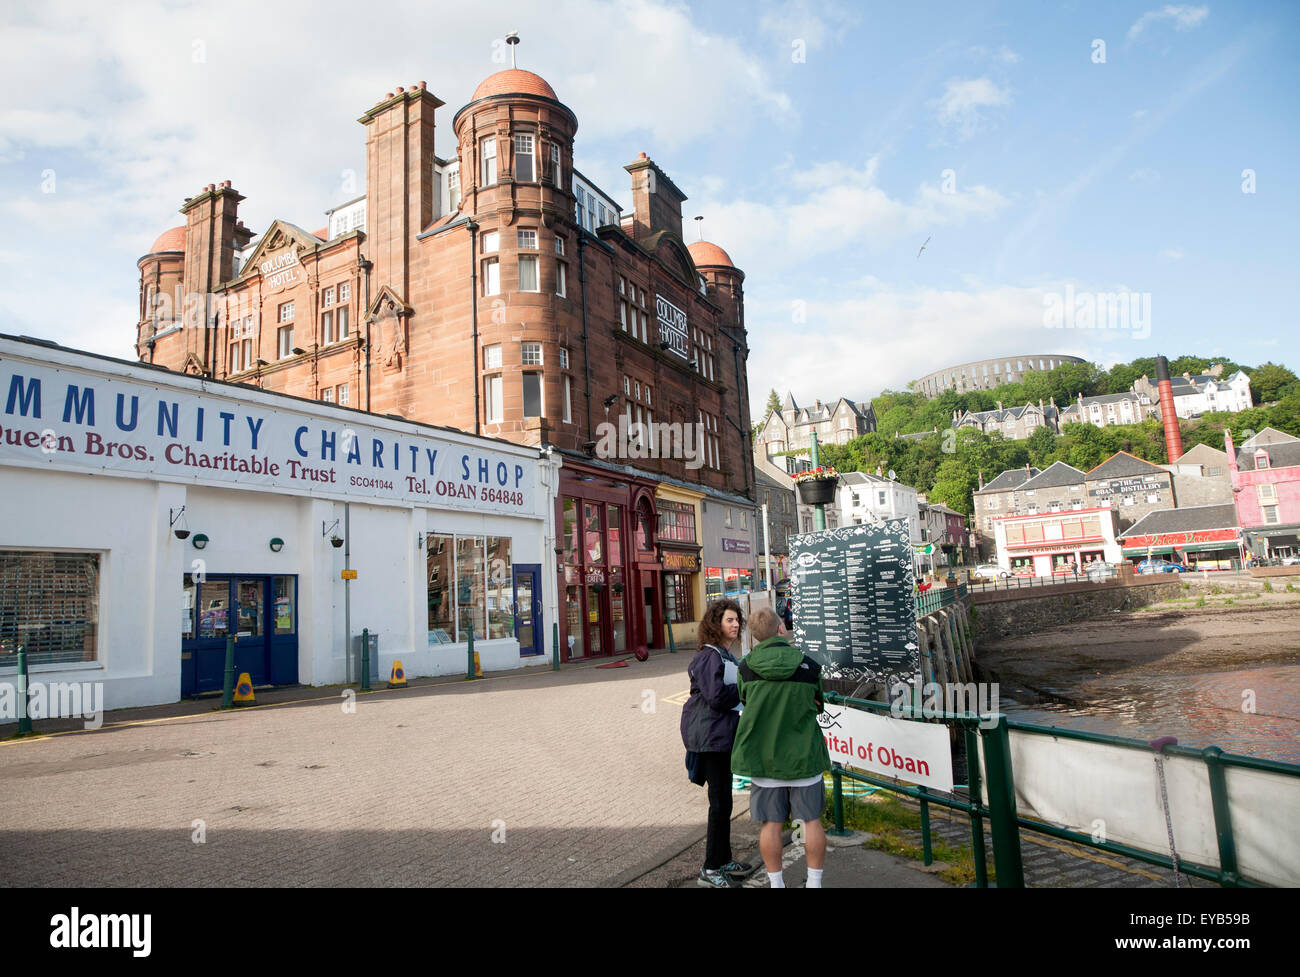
[749,782,826,823]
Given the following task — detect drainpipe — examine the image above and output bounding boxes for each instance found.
[203,194,216,376]
[467,220,480,435]
[360,258,373,411]
[579,230,593,442]
[719,323,752,498]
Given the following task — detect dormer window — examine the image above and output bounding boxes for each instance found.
[1255,450,1270,470]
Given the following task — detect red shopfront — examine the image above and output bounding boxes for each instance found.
[557,465,662,661]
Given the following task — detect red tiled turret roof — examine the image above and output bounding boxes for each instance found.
[148,226,186,254]
[470,69,557,101]
[688,240,735,269]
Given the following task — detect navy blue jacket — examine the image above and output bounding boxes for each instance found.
[680,644,741,753]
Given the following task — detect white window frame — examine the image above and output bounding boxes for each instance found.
[279,301,294,323]
[480,137,497,186]
[482,258,500,296]
[485,374,503,424]
[518,254,540,292]
[563,375,572,423]
[337,383,349,405]
[481,231,499,253]
[521,342,543,366]
[484,344,502,369]
[559,347,570,370]
[514,133,535,182]
[517,228,537,250]
[556,261,567,298]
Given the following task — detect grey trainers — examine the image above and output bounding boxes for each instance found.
[697,868,740,888]
[720,860,757,880]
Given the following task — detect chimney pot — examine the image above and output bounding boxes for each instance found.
[638,152,647,159]
[386,93,394,99]
[417,80,427,89]
[395,86,404,94]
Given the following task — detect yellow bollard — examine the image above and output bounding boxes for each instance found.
[473,651,483,678]
[388,660,407,688]
[233,672,255,705]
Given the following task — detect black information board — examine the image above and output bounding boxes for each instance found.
[790,519,919,681]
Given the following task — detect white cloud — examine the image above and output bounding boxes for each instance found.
[1159,247,1186,260]
[970,45,1021,64]
[745,282,1091,410]
[1128,5,1210,41]
[1128,167,1160,183]
[697,156,1009,264]
[934,77,1012,140]
[758,0,858,51]
[1133,108,1148,119]
[0,0,793,358]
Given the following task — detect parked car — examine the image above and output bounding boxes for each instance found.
[1137,559,1187,574]
[973,564,1009,581]
[1281,555,1300,567]
[1085,562,1117,581]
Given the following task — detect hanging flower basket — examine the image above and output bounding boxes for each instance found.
[794,466,840,505]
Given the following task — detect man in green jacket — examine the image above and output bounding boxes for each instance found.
[732,607,831,888]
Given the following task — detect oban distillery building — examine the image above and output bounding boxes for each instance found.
[134,57,758,662]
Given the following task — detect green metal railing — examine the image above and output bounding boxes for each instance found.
[914,583,967,619]
[823,691,1300,888]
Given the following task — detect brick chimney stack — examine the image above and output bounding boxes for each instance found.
[624,152,687,241]
[359,85,445,300]
[179,181,245,375]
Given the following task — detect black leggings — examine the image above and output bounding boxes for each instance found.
[699,751,733,870]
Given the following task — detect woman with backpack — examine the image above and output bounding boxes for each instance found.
[680,598,757,888]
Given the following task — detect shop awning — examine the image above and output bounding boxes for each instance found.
[1175,541,1243,554]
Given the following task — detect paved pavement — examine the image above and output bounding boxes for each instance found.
[0,650,1208,888]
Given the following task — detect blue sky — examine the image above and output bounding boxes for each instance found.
[1,1,1296,418]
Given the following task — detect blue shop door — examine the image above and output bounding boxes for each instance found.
[513,564,543,656]
[181,575,298,696]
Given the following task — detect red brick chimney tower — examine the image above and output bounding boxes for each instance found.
[1155,354,1185,462]
[359,83,445,301]
[179,181,246,375]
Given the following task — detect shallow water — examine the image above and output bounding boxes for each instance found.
[997,663,1300,764]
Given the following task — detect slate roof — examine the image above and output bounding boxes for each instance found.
[1063,392,1146,410]
[1086,451,1169,481]
[1171,443,1229,467]
[960,403,1059,424]
[1241,427,1300,448]
[977,467,1040,493]
[1237,440,1300,471]
[1120,504,1240,538]
[1020,461,1086,490]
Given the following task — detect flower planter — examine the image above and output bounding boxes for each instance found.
[796,477,838,505]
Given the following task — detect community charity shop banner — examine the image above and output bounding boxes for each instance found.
[0,346,537,516]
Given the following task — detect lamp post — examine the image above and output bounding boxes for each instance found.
[810,431,826,531]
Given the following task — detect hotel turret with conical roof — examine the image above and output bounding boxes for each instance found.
[132,42,755,661]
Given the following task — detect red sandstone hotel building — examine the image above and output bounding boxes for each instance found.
[134,65,756,661]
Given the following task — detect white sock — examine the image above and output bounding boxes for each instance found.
[768,870,785,888]
[807,867,824,888]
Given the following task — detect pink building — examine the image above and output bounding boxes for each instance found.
[1226,427,1300,560]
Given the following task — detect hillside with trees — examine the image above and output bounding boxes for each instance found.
[784,356,1300,517]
